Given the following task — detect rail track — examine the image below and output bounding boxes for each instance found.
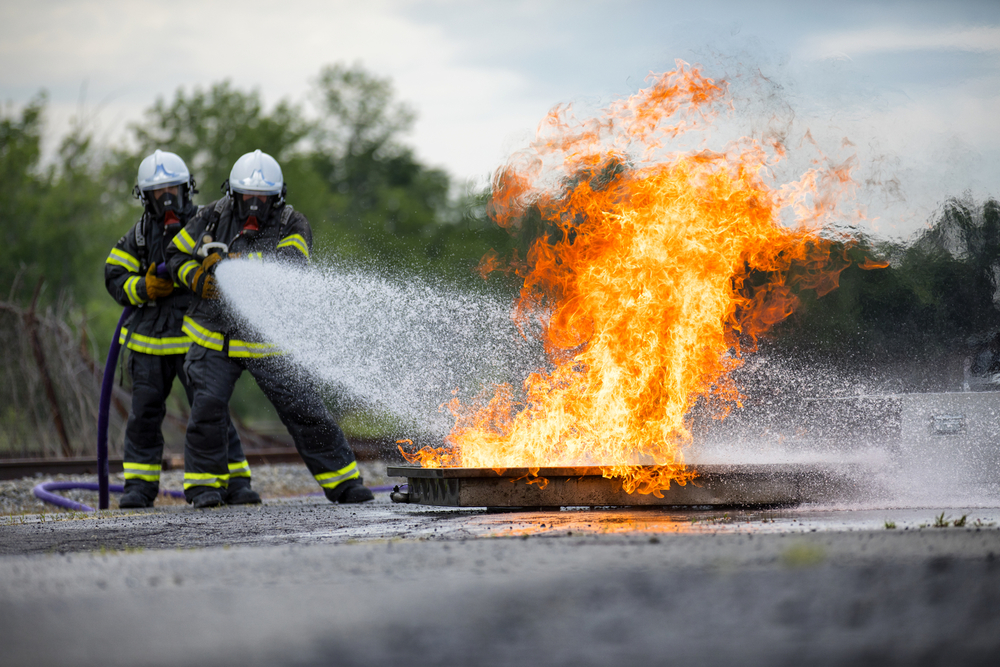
[0,439,403,480]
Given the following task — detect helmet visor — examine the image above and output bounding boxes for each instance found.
[234,192,274,223]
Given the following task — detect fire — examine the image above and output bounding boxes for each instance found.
[403,62,856,495]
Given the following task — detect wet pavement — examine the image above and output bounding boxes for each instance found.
[3,495,999,553]
[2,498,1000,666]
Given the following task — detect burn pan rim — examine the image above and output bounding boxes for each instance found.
[385,463,852,479]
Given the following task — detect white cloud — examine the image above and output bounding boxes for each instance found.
[0,0,542,181]
[1,1,998,236]
[804,25,1000,59]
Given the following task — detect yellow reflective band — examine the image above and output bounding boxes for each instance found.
[118,327,192,355]
[276,234,309,259]
[227,339,283,358]
[124,462,161,471]
[315,461,359,489]
[124,472,160,482]
[228,460,251,478]
[179,259,200,286]
[172,228,196,254]
[182,318,283,358]
[124,275,146,305]
[123,462,161,482]
[107,248,140,272]
[183,472,229,490]
[182,317,225,351]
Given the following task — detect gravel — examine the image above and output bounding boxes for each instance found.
[1,513,998,666]
[0,460,392,515]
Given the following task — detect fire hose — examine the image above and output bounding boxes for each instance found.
[29,262,180,510]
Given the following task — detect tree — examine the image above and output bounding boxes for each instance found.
[1,95,48,299]
[1,96,129,307]
[764,197,1000,391]
[125,82,314,206]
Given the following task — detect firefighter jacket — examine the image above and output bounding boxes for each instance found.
[165,196,311,358]
[104,203,199,355]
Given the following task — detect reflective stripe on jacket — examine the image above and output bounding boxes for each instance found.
[105,204,199,355]
[166,197,312,359]
[182,317,282,358]
[118,327,192,355]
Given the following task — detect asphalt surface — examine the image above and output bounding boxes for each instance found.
[2,498,999,666]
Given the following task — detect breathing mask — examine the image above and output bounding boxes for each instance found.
[234,193,274,237]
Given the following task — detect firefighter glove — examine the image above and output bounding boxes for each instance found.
[191,253,223,300]
[144,263,174,300]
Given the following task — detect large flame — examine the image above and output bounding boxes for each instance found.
[404,63,855,495]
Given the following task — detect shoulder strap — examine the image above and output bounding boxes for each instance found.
[206,197,231,235]
[279,205,295,236]
[135,214,147,250]
[133,214,149,271]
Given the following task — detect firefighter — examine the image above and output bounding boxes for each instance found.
[106,150,259,509]
[166,149,374,508]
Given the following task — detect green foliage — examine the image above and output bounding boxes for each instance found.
[304,63,519,282]
[128,82,312,203]
[111,64,518,287]
[1,95,132,309]
[769,197,1000,367]
[1,63,520,425]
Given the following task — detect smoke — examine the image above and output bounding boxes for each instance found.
[687,353,1000,507]
[215,258,546,439]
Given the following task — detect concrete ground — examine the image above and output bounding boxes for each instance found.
[2,498,999,666]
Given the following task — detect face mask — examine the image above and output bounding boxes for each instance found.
[146,184,187,220]
[234,194,273,237]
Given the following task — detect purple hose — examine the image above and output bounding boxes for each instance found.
[33,481,394,512]
[32,482,185,513]
[97,307,132,509]
[97,263,168,509]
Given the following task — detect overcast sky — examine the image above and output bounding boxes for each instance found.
[1,0,997,238]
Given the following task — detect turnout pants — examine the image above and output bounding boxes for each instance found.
[124,351,248,502]
[181,343,359,501]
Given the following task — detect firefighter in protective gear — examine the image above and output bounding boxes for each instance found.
[166,149,373,508]
[106,150,259,509]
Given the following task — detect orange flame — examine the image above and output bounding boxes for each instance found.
[859,258,890,270]
[406,63,856,495]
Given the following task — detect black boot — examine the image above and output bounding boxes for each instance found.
[324,478,374,504]
[225,478,262,505]
[119,480,156,509]
[191,489,224,509]
[119,489,154,509]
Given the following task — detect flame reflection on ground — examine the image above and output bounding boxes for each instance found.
[462,508,1000,538]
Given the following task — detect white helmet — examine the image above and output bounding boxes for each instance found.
[134,149,195,216]
[228,149,283,196]
[136,149,191,192]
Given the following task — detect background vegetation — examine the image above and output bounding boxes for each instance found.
[1,62,998,454]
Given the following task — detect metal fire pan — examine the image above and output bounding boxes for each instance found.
[386,464,858,508]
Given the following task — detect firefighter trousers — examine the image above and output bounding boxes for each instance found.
[124,351,247,502]
[181,343,359,501]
